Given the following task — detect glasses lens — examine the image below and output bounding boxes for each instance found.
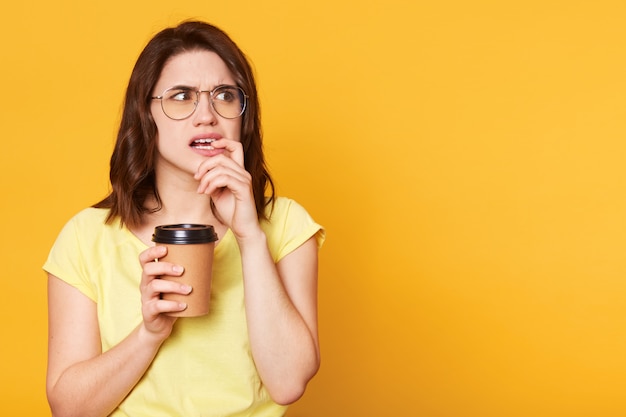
[162,88,196,120]
[212,86,246,119]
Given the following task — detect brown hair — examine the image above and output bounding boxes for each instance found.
[94,21,274,228]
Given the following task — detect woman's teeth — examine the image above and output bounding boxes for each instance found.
[192,139,215,150]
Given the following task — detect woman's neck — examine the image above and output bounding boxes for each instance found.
[149,186,217,224]
[131,170,225,245]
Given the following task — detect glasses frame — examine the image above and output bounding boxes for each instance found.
[151,84,248,120]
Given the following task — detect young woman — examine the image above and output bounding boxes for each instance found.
[44,21,324,417]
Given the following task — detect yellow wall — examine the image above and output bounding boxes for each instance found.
[2,1,626,416]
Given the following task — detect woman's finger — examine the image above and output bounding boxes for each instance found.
[141,277,192,303]
[196,164,251,195]
[210,138,244,166]
[143,298,188,318]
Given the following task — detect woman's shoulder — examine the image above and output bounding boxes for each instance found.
[58,207,123,240]
[65,207,114,228]
[50,207,138,258]
[262,196,325,254]
[266,196,307,219]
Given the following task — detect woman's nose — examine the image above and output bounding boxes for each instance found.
[192,92,218,125]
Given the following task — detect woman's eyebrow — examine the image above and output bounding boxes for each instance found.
[168,84,196,90]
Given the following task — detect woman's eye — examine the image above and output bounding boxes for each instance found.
[168,90,194,101]
[215,90,236,102]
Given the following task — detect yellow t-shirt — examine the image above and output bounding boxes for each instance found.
[43,197,325,417]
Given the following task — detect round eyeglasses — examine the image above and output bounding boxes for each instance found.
[151,85,248,120]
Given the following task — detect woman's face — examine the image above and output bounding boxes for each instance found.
[150,50,243,178]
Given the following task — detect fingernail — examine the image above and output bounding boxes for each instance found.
[181,284,192,294]
[173,265,184,273]
[179,302,188,310]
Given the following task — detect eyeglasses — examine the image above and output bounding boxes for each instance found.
[151,85,248,120]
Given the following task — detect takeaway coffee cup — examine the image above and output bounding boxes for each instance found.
[152,224,219,317]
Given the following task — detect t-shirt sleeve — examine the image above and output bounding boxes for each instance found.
[43,211,98,302]
[265,198,325,262]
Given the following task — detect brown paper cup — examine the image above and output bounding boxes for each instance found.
[152,224,218,317]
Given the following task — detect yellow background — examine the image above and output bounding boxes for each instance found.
[2,1,626,416]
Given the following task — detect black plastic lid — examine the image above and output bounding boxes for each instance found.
[152,224,218,244]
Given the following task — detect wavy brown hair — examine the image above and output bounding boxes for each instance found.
[94,21,274,228]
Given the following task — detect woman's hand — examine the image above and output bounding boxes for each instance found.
[194,138,261,240]
[138,245,190,342]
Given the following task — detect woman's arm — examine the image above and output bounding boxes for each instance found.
[194,138,321,404]
[46,246,190,417]
[47,274,160,417]
[238,233,320,405]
